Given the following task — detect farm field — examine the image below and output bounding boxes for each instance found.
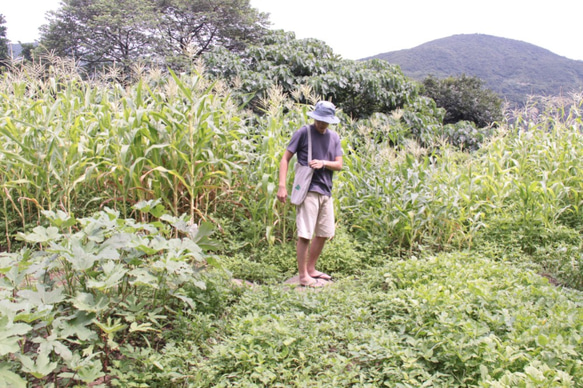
[1,61,582,387]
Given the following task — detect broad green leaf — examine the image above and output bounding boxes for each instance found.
[172,293,196,309]
[536,334,549,346]
[55,314,97,341]
[87,262,127,290]
[42,210,77,229]
[34,334,73,361]
[128,268,159,288]
[0,265,26,289]
[72,293,110,313]
[102,233,134,250]
[135,244,160,255]
[93,318,127,335]
[19,226,61,243]
[18,284,65,305]
[60,237,119,271]
[0,363,26,388]
[0,254,16,273]
[129,322,159,333]
[0,337,22,356]
[14,310,52,324]
[18,352,58,379]
[0,317,32,356]
[73,357,105,383]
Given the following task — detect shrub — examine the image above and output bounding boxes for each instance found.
[422,74,504,128]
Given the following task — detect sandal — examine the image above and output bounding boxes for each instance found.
[299,279,323,288]
[311,272,332,281]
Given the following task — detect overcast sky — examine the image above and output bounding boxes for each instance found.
[3,0,583,61]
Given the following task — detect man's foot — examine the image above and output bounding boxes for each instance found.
[299,278,323,288]
[310,271,332,281]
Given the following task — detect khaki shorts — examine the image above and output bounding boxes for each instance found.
[296,192,335,239]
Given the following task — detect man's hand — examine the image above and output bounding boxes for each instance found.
[277,185,287,203]
[309,159,326,169]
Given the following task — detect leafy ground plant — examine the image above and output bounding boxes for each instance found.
[0,200,220,386]
[189,253,583,387]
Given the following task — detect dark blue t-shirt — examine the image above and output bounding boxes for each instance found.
[287,124,343,196]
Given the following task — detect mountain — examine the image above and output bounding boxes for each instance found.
[364,34,583,106]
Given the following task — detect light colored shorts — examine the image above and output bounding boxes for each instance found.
[296,192,335,239]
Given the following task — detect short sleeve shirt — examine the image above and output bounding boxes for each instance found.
[287,124,343,196]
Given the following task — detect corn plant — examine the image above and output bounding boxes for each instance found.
[0,67,103,241]
[1,61,250,249]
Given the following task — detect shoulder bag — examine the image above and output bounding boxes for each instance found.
[290,126,313,205]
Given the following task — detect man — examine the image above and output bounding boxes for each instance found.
[277,101,343,287]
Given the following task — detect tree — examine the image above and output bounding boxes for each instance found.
[155,0,268,69]
[422,74,504,128]
[0,14,9,68]
[40,0,157,73]
[18,42,37,63]
[39,0,268,73]
[204,30,420,119]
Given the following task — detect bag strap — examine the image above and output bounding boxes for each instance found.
[307,125,312,162]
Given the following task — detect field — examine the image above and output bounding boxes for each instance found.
[1,60,582,387]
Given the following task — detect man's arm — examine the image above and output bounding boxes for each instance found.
[309,156,343,171]
[277,150,294,203]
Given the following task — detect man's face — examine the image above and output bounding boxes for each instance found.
[314,120,329,133]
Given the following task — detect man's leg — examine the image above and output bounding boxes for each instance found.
[297,237,313,285]
[307,195,335,279]
[307,236,327,277]
[295,193,322,286]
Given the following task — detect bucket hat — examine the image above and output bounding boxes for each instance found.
[307,101,340,124]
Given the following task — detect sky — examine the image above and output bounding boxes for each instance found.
[3,0,583,62]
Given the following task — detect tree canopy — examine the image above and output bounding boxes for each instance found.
[422,74,504,128]
[39,0,269,73]
[203,30,421,119]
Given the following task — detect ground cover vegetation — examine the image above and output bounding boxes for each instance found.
[1,39,583,387]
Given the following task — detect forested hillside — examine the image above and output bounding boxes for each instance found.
[366,34,583,105]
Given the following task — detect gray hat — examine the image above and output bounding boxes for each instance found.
[307,101,340,124]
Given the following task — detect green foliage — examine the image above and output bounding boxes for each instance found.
[204,30,421,119]
[189,253,583,387]
[423,74,504,128]
[318,224,366,275]
[2,54,583,386]
[221,251,287,285]
[39,0,269,74]
[221,224,367,285]
[0,201,223,385]
[0,60,249,247]
[442,120,492,151]
[476,216,583,289]
[336,137,476,253]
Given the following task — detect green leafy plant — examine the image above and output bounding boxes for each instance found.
[188,253,583,387]
[0,200,220,385]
